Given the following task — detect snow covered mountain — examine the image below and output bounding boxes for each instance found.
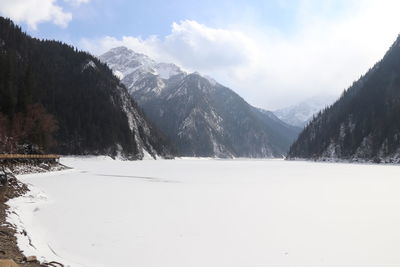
[274,95,337,127]
[100,47,184,94]
[100,47,301,157]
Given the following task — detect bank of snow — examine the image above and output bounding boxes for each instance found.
[7,157,400,267]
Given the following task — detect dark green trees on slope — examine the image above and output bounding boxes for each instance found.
[288,35,400,162]
[0,17,171,158]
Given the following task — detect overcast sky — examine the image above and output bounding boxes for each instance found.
[1,0,400,109]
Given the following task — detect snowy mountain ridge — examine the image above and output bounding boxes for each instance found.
[274,94,337,127]
[100,47,301,158]
[101,47,185,94]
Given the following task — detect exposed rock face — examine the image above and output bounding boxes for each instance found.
[100,47,301,157]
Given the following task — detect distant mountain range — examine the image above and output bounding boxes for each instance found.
[0,17,171,159]
[100,47,301,157]
[274,95,337,127]
[288,35,400,163]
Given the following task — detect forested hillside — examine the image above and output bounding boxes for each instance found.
[0,17,171,159]
[288,35,400,163]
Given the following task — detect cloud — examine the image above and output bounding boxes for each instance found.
[81,0,400,109]
[64,0,90,7]
[0,0,90,30]
[163,21,257,71]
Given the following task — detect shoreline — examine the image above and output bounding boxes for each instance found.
[286,156,400,165]
[0,174,43,266]
[0,163,68,267]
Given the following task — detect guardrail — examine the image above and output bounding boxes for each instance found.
[0,154,60,160]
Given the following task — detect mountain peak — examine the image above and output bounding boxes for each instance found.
[109,46,130,53]
[101,46,154,66]
[108,46,146,57]
[99,47,185,92]
[274,94,337,127]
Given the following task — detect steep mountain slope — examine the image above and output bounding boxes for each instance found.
[100,47,301,157]
[288,35,400,162]
[0,17,171,159]
[274,95,336,127]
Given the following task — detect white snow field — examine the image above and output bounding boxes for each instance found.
[7,157,400,267]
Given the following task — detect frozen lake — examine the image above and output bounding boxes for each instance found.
[8,157,400,267]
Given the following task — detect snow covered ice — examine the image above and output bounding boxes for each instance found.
[7,157,400,267]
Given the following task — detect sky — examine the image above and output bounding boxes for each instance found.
[1,0,400,110]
